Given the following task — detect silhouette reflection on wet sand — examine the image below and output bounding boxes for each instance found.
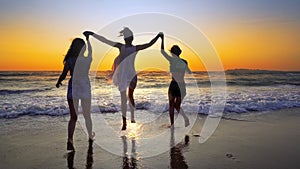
[67,151,75,169]
[170,127,189,169]
[67,140,94,169]
[121,135,137,169]
[66,129,189,168]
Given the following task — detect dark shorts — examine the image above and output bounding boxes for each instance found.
[129,75,137,90]
[168,80,186,98]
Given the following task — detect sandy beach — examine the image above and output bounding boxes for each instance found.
[1,108,300,169]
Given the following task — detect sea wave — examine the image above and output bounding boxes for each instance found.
[0,88,52,95]
[0,101,153,119]
[198,100,300,114]
[0,105,69,119]
[0,99,299,119]
[0,70,300,119]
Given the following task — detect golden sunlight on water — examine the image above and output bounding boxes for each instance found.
[126,123,144,139]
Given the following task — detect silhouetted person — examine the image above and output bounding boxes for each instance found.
[84,28,162,130]
[56,34,94,151]
[160,33,191,127]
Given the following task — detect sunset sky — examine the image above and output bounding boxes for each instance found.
[0,0,299,71]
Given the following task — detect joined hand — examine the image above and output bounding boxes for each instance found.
[83,31,94,38]
[159,32,164,39]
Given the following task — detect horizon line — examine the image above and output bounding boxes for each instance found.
[1,68,300,72]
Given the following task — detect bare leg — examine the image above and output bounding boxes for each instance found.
[121,91,127,130]
[81,99,94,140]
[128,88,135,123]
[169,95,175,126]
[174,97,189,127]
[67,99,78,150]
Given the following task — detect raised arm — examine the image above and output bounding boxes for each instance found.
[83,31,122,49]
[136,33,161,51]
[84,33,92,58]
[160,33,172,61]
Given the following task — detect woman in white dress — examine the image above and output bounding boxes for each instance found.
[84,28,161,130]
[56,34,94,151]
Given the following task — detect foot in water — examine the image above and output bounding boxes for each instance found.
[67,141,75,151]
[89,132,95,142]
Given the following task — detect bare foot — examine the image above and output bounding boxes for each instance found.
[89,132,95,142]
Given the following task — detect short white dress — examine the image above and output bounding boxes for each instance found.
[72,56,92,99]
[112,45,137,92]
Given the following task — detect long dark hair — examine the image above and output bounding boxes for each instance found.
[63,38,85,64]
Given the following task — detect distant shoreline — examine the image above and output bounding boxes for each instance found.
[1,69,300,73]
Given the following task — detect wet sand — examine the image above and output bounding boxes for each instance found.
[1,108,300,169]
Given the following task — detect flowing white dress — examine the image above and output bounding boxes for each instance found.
[112,45,137,92]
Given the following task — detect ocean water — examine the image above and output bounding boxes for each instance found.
[0,70,300,119]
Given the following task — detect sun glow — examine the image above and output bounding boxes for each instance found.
[1,1,299,71]
[126,123,144,139]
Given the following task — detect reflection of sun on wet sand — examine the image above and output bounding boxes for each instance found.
[125,122,144,139]
[99,110,193,140]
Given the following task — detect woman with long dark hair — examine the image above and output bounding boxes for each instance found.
[56,34,94,151]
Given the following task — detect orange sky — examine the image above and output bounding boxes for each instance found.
[0,1,299,71]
